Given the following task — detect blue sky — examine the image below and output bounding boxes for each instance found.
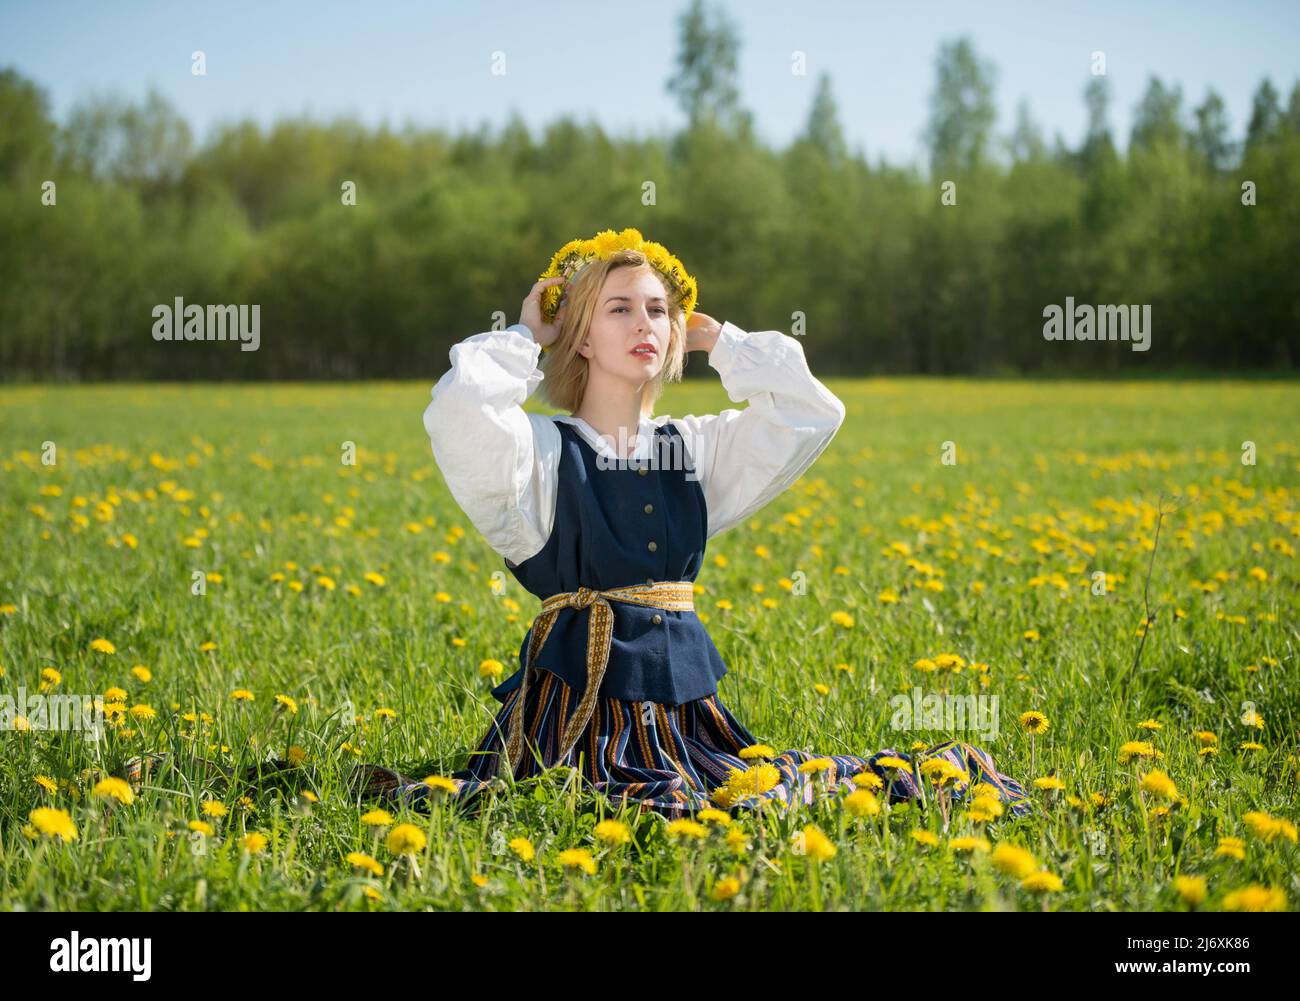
[2,0,1298,166]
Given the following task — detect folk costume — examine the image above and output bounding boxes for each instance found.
[354,228,1030,820]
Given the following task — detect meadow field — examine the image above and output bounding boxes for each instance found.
[0,375,1296,911]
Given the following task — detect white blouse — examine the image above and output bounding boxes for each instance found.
[422,320,847,567]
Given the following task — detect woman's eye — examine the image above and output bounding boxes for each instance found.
[613,307,667,314]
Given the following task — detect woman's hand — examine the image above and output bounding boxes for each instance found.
[685,310,722,354]
[519,276,569,349]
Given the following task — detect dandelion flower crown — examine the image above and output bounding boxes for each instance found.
[537,227,698,338]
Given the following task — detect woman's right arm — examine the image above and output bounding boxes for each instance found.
[422,323,561,567]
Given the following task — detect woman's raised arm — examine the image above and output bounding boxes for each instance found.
[422,323,562,567]
[671,321,847,541]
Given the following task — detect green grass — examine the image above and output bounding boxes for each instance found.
[1,377,1297,911]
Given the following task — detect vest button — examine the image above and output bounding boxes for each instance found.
[638,466,648,476]
[647,540,657,552]
[644,503,653,514]
[651,614,663,625]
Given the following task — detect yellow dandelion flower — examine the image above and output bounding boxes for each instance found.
[800,825,837,861]
[346,851,384,876]
[666,819,708,840]
[557,848,597,874]
[950,836,991,853]
[1222,885,1286,912]
[131,665,152,683]
[991,843,1037,878]
[274,694,298,714]
[231,689,254,702]
[910,829,940,847]
[241,832,269,854]
[710,877,741,901]
[1018,711,1049,735]
[188,819,214,836]
[29,807,78,841]
[1021,871,1063,893]
[360,809,392,827]
[89,638,117,654]
[1173,874,1207,906]
[509,837,536,862]
[1139,769,1179,801]
[830,611,855,629]
[386,823,427,855]
[594,819,631,845]
[1215,837,1246,860]
[844,789,881,817]
[739,744,775,760]
[92,777,134,805]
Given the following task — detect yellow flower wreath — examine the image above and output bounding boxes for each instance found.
[536,226,698,327]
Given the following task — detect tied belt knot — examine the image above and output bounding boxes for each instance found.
[501,580,696,779]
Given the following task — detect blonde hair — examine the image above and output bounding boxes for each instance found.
[538,249,686,418]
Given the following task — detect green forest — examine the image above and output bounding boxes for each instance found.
[1,29,1297,380]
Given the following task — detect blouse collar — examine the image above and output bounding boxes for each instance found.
[553,414,663,462]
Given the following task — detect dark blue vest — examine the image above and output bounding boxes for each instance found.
[489,418,729,706]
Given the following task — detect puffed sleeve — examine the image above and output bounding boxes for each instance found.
[422,323,562,567]
[670,321,846,541]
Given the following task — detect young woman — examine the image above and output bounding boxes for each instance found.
[352,228,1030,820]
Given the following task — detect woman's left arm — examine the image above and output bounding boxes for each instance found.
[672,318,847,541]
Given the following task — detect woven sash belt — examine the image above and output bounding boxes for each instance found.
[501,580,696,780]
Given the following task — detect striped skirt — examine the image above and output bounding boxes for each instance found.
[354,670,1032,821]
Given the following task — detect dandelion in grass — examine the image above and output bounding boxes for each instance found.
[89,638,116,655]
[1242,811,1297,844]
[710,877,741,901]
[1138,769,1179,802]
[361,809,392,828]
[1173,875,1207,907]
[231,689,254,703]
[1021,871,1063,894]
[666,819,708,840]
[35,775,58,795]
[697,808,731,826]
[508,837,535,863]
[594,819,631,846]
[801,825,836,861]
[738,744,775,761]
[241,832,269,855]
[92,777,134,805]
[131,665,151,683]
[1222,885,1287,912]
[29,807,78,842]
[346,851,384,877]
[991,843,1037,879]
[1118,741,1159,765]
[385,824,426,856]
[1215,837,1246,860]
[274,694,298,715]
[910,829,939,848]
[557,848,597,875]
[1018,710,1049,773]
[844,789,881,817]
[949,836,991,854]
[201,799,227,818]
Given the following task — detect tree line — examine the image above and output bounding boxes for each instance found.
[1,17,1297,380]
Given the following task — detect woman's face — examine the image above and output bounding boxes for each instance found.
[575,266,670,387]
